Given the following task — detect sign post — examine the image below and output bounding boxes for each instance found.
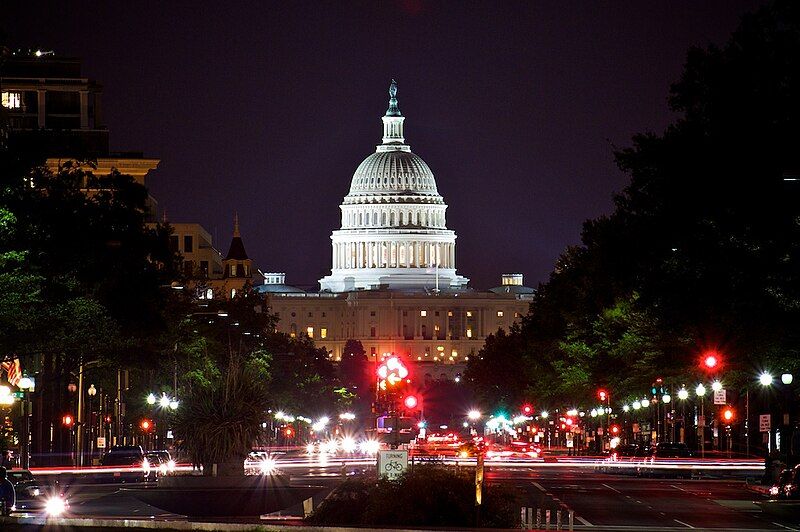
[759,414,771,433]
[377,449,408,480]
[713,389,727,405]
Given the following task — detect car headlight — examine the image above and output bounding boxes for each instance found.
[769,486,780,496]
[32,488,40,497]
[45,496,66,516]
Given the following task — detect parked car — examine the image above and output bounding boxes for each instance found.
[770,464,800,499]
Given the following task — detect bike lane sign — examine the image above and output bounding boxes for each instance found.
[378,450,408,480]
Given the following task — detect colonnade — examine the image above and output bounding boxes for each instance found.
[341,207,446,229]
[332,241,456,269]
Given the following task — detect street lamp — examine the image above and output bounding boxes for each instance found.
[759,372,774,387]
[678,388,689,400]
[696,384,707,457]
[632,401,641,410]
[467,410,481,421]
[781,373,794,385]
[711,381,723,392]
[662,394,671,404]
[146,393,156,405]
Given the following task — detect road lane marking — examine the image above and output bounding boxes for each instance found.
[532,481,547,493]
[674,519,695,529]
[772,522,799,531]
[671,484,687,492]
[602,483,622,494]
[576,516,593,526]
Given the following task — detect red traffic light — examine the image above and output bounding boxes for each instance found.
[522,404,533,415]
[62,415,74,427]
[403,395,419,409]
[722,407,734,422]
[285,427,294,438]
[701,351,720,371]
[598,389,608,402]
[610,424,621,435]
[140,419,152,431]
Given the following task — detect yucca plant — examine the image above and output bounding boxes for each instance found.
[172,355,266,476]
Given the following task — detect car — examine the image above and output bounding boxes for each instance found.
[146,450,176,475]
[637,442,692,478]
[100,445,149,482]
[772,464,800,499]
[769,467,794,498]
[5,469,69,515]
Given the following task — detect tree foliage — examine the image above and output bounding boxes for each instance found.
[466,0,800,408]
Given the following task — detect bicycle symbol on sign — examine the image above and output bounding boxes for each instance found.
[384,460,404,472]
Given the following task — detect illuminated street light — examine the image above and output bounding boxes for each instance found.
[662,394,671,404]
[159,394,171,408]
[640,398,649,408]
[169,400,179,410]
[567,409,578,417]
[590,409,598,417]
[695,384,706,397]
[18,376,34,391]
[711,381,723,392]
[678,388,689,400]
[622,404,630,412]
[467,410,481,421]
[540,411,549,419]
[782,373,794,385]
[632,401,641,410]
[759,372,774,386]
[146,393,156,405]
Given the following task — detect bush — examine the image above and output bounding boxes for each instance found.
[307,465,520,528]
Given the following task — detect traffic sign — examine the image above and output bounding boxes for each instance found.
[713,389,726,405]
[759,414,771,433]
[378,450,408,480]
[96,436,106,449]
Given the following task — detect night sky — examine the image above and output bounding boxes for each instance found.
[6,1,764,289]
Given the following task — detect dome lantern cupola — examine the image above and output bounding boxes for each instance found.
[381,79,406,148]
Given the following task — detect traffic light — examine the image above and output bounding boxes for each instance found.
[722,407,735,423]
[377,356,409,390]
[140,419,153,432]
[598,389,608,402]
[62,414,74,427]
[403,394,420,410]
[522,404,533,416]
[610,424,621,436]
[701,351,721,371]
[284,427,294,438]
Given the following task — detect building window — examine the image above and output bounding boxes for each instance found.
[206,288,213,300]
[322,312,326,317]
[403,311,408,316]
[497,311,504,317]
[370,347,377,357]
[466,327,473,338]
[448,311,453,317]
[420,310,427,317]
[183,235,193,253]
[308,312,313,317]
[370,311,376,317]
[291,312,296,317]
[514,312,520,318]
[290,324,297,338]
[1,91,21,109]
[451,350,458,358]
[435,311,440,316]
[230,288,237,298]
[467,311,473,317]
[200,261,209,276]
[370,326,376,338]
[231,264,237,276]
[306,326,314,338]
[169,235,179,252]
[437,346,444,352]
[321,328,327,339]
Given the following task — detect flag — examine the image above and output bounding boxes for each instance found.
[1,358,21,387]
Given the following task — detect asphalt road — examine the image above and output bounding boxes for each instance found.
[13,461,797,530]
[489,467,799,530]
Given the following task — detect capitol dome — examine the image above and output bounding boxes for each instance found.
[319,81,469,292]
[347,150,441,199]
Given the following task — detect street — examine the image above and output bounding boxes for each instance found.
[8,457,797,530]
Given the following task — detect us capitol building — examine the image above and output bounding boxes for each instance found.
[259,81,533,374]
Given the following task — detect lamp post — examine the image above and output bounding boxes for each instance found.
[677,387,689,444]
[17,376,35,469]
[696,383,707,458]
[87,384,97,463]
